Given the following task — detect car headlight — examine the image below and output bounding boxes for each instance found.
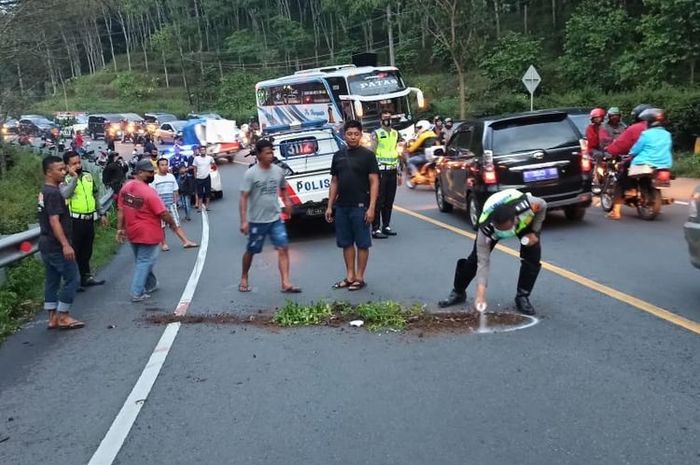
[690,193,699,219]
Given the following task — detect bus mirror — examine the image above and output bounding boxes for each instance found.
[416,90,426,109]
[353,100,364,118]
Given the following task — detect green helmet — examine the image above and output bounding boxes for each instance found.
[607,107,621,116]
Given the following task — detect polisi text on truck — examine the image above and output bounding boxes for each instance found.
[297,178,331,192]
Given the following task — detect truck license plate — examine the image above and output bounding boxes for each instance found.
[306,207,325,217]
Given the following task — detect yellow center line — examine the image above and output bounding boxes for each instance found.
[394,205,700,335]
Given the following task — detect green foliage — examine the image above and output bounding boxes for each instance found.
[480,32,543,91]
[216,70,268,121]
[672,153,700,178]
[274,301,333,326]
[0,259,44,340]
[113,72,157,101]
[560,0,633,91]
[0,148,43,234]
[352,301,423,332]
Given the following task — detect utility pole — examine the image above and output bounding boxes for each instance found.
[387,4,395,66]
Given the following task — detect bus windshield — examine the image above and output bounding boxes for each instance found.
[258,81,332,106]
[347,71,404,96]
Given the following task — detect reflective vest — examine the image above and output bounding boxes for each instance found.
[478,189,535,240]
[374,128,400,168]
[66,173,97,214]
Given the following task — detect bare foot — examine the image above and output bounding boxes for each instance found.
[56,313,85,329]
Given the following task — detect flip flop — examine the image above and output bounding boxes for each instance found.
[332,279,353,289]
[238,284,251,293]
[348,281,366,291]
[281,286,302,294]
[161,245,170,251]
[57,320,85,330]
[183,243,199,249]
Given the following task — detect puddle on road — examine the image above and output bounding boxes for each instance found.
[145,311,538,336]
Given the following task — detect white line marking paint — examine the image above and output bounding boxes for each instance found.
[674,201,689,206]
[87,210,210,465]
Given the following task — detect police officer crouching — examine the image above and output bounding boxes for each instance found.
[370,110,402,239]
[62,151,108,289]
[438,189,547,315]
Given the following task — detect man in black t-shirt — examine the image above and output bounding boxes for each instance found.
[325,120,379,291]
[38,156,84,330]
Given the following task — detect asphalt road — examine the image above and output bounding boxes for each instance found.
[1,153,698,465]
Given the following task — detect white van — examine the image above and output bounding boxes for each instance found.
[264,122,343,220]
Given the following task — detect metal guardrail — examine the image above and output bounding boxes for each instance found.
[0,138,115,269]
[0,189,114,269]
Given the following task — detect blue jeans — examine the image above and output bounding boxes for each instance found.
[407,154,427,174]
[41,251,80,312]
[246,220,289,254]
[130,244,160,298]
[180,194,192,218]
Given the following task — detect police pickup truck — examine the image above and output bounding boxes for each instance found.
[264,121,343,221]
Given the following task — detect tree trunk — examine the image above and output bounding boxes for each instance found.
[140,14,149,72]
[162,48,170,88]
[494,0,501,38]
[523,3,528,35]
[117,9,132,71]
[16,62,24,96]
[103,7,118,72]
[551,0,556,27]
[94,15,106,68]
[193,0,205,76]
[690,59,695,85]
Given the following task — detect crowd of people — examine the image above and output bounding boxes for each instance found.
[37,104,673,330]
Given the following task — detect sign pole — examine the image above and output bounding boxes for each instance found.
[530,91,534,112]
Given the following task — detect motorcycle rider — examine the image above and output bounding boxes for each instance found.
[628,108,672,176]
[585,108,610,156]
[442,117,455,144]
[603,107,626,143]
[405,120,438,176]
[438,189,547,316]
[433,115,445,142]
[605,104,652,220]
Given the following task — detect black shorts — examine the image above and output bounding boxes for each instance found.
[196,176,211,200]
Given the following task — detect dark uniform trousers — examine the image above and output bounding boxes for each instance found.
[453,234,542,297]
[373,169,398,231]
[71,217,96,280]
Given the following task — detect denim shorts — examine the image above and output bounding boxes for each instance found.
[246,220,289,254]
[334,206,372,249]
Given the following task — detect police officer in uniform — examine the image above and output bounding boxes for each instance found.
[370,110,402,239]
[62,151,108,289]
[437,189,547,315]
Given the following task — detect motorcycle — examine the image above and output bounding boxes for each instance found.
[404,145,439,189]
[600,155,672,221]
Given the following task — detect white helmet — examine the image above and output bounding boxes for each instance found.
[415,120,431,132]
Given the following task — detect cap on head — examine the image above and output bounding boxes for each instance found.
[135,159,155,172]
[607,107,621,116]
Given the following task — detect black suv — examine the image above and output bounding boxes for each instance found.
[87,114,123,139]
[435,110,593,227]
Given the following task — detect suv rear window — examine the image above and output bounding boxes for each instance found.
[490,114,579,155]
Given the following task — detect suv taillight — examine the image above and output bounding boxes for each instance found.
[482,150,498,185]
[579,140,592,172]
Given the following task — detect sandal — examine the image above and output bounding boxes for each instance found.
[161,245,170,252]
[281,286,302,294]
[238,283,251,293]
[332,279,353,289]
[183,243,199,249]
[57,320,85,330]
[348,281,366,291]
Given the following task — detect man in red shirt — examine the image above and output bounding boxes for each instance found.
[117,159,178,302]
[585,108,609,155]
[605,104,651,156]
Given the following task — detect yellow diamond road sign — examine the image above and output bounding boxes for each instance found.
[522,65,541,94]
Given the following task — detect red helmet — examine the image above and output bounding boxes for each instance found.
[589,108,606,119]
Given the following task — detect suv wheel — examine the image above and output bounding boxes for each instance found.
[466,192,480,230]
[435,180,453,213]
[564,206,587,221]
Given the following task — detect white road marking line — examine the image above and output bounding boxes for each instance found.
[674,201,689,206]
[87,210,210,465]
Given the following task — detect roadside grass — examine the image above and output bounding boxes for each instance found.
[673,152,700,179]
[274,300,425,331]
[0,146,120,342]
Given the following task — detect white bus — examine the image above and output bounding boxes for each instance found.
[255,65,425,132]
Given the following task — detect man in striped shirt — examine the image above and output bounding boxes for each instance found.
[152,158,198,251]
